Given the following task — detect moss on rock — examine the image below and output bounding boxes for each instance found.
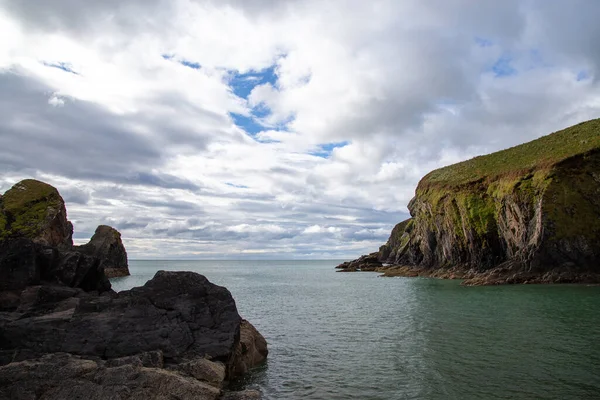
[0,179,73,247]
[369,119,600,284]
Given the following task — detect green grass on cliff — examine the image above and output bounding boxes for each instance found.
[0,179,63,240]
[420,119,600,188]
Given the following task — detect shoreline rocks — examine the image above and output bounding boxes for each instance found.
[0,179,268,399]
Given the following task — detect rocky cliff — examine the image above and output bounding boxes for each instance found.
[0,179,267,398]
[339,119,600,285]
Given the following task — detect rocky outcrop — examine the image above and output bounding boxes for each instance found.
[76,225,130,277]
[0,179,130,277]
[0,179,73,249]
[335,252,382,272]
[0,179,268,398]
[0,352,222,400]
[339,119,600,285]
[0,266,267,398]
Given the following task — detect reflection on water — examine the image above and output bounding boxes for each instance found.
[112,260,600,400]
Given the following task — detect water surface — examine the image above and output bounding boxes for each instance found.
[112,260,600,400]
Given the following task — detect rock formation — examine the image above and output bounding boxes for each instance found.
[0,179,268,398]
[0,179,73,249]
[76,225,130,277]
[339,119,600,285]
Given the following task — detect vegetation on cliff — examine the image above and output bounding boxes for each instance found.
[341,119,600,285]
[0,179,72,247]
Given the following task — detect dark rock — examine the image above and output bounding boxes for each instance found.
[76,225,130,278]
[0,179,267,398]
[0,271,241,366]
[0,238,111,311]
[335,252,382,272]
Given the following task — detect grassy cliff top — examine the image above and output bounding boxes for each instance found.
[2,179,62,213]
[419,118,600,189]
[0,179,65,240]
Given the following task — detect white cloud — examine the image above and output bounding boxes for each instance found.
[1,0,599,258]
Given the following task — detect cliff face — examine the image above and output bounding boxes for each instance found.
[344,119,600,285]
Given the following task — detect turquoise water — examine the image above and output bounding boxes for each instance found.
[111,260,600,400]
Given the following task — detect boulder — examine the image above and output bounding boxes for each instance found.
[0,179,73,249]
[76,225,130,277]
[231,320,269,376]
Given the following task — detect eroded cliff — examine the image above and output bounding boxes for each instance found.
[340,119,600,285]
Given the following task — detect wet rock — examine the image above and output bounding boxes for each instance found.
[231,320,269,376]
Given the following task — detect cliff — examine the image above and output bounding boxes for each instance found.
[339,119,600,285]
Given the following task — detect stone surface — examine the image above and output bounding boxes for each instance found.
[231,320,269,376]
[0,352,221,400]
[0,179,73,249]
[221,390,262,400]
[0,238,111,310]
[0,271,241,365]
[76,225,130,278]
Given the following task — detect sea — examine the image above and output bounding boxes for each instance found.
[111,260,600,400]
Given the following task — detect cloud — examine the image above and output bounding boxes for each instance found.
[1,0,599,258]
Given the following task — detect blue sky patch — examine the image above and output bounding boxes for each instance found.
[576,70,589,81]
[43,62,78,75]
[491,55,517,77]
[310,141,349,158]
[230,113,266,136]
[225,182,249,189]
[229,65,278,99]
[161,54,201,69]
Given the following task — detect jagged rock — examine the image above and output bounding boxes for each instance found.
[0,271,240,365]
[335,252,382,272]
[76,225,130,277]
[0,179,73,249]
[344,119,600,285]
[0,238,111,311]
[0,179,268,398]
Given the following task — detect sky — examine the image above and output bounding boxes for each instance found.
[0,0,599,259]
